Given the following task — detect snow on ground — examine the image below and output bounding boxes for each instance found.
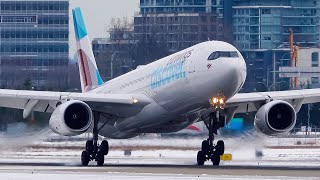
[1,130,320,164]
[1,130,320,179]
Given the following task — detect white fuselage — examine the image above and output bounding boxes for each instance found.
[91,41,247,139]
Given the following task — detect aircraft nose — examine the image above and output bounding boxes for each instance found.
[223,59,247,97]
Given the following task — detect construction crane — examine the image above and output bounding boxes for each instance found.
[289,28,299,89]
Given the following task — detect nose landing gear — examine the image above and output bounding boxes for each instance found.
[81,111,109,166]
[197,111,225,166]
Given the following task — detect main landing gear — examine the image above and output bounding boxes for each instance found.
[197,111,225,166]
[81,111,109,166]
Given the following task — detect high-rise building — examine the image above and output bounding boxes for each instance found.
[0,0,69,89]
[134,13,221,52]
[135,0,230,52]
[140,0,223,15]
[233,0,320,50]
[232,0,320,92]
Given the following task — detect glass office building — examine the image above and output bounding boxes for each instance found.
[136,0,231,52]
[233,0,320,50]
[140,0,223,15]
[0,0,69,89]
[231,0,320,92]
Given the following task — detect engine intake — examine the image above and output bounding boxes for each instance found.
[254,100,296,136]
[49,100,93,136]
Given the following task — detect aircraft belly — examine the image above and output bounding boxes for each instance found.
[114,102,169,132]
[98,114,199,138]
[136,112,201,133]
[98,123,139,139]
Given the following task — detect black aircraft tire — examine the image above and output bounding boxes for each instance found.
[211,154,220,166]
[201,140,210,154]
[100,140,109,155]
[96,152,104,166]
[81,151,90,166]
[197,151,206,166]
[216,140,225,156]
[86,140,94,155]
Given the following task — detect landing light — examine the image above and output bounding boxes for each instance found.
[212,98,218,104]
[133,98,139,104]
[210,97,226,109]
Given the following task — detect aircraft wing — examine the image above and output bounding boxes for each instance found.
[0,89,152,118]
[226,89,320,113]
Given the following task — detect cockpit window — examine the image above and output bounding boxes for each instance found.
[230,51,239,57]
[208,52,220,60]
[208,51,239,60]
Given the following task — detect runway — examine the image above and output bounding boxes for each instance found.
[1,134,320,179]
[0,156,319,179]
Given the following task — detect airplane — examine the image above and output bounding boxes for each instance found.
[1,7,320,166]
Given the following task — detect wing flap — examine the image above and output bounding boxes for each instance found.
[69,93,150,105]
[0,89,69,101]
[226,89,320,113]
[0,89,152,118]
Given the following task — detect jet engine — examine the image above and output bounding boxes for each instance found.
[254,100,296,136]
[49,100,93,136]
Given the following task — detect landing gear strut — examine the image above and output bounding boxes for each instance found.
[197,111,225,166]
[81,111,109,166]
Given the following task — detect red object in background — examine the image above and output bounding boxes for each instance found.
[187,125,201,132]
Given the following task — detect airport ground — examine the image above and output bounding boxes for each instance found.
[1,133,320,179]
[0,156,320,179]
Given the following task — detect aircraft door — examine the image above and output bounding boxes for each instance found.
[186,49,199,85]
[187,50,196,76]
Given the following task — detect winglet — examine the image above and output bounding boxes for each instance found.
[72,8,104,93]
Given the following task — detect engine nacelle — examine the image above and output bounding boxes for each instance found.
[49,100,93,136]
[254,100,296,136]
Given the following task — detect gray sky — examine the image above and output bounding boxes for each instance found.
[69,0,139,56]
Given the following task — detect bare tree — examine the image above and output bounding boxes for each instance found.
[94,16,136,81]
[108,16,134,45]
[133,14,170,65]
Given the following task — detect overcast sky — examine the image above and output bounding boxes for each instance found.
[69,0,139,56]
